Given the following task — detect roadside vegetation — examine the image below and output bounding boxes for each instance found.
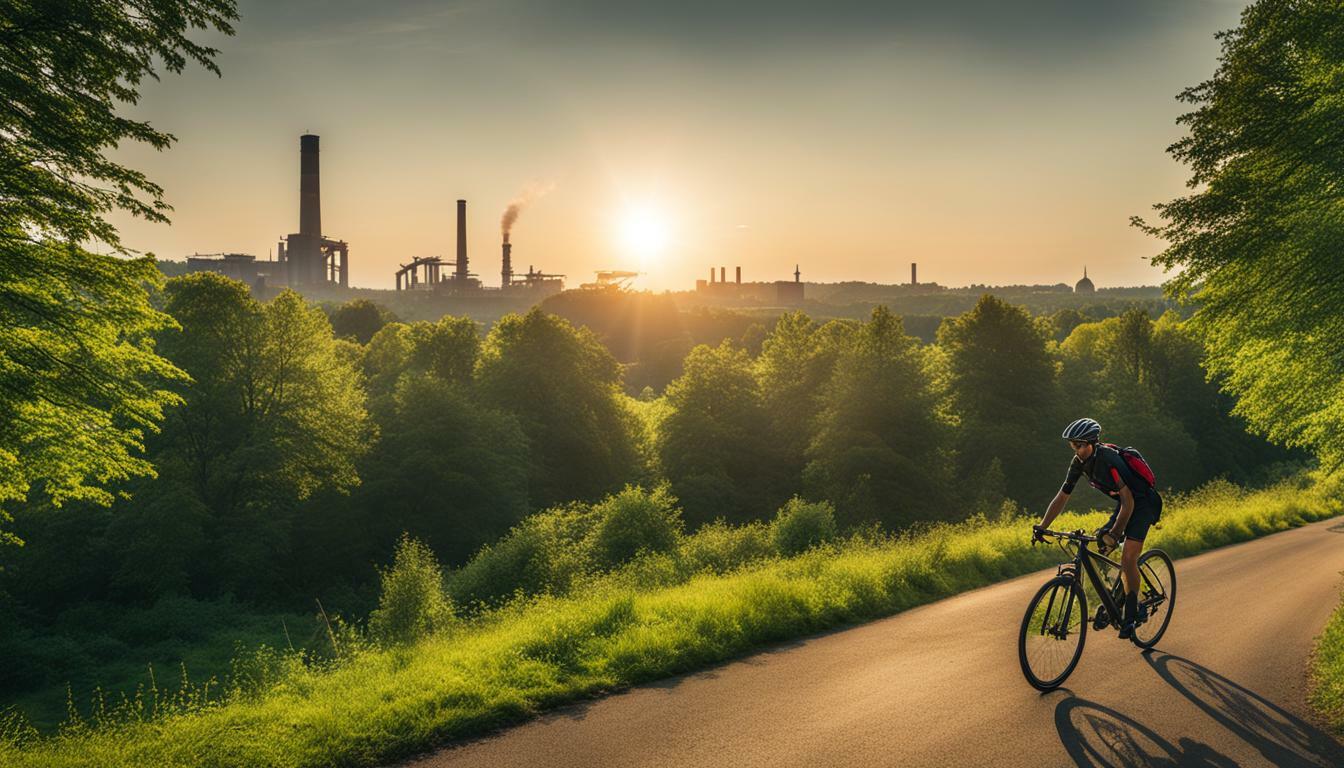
[1311,579,1344,736]
[0,476,1336,768]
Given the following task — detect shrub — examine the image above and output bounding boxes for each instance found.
[681,520,773,574]
[368,535,455,645]
[771,497,838,555]
[447,504,596,608]
[588,485,684,569]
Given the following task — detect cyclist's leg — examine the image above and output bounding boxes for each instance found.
[1118,496,1157,635]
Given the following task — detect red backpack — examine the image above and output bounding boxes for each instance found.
[1101,443,1156,487]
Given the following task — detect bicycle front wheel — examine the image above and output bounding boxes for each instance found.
[1131,549,1175,649]
[1018,576,1087,690]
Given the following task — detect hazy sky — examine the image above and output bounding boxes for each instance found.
[107,0,1248,291]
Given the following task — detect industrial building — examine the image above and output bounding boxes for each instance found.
[277,134,349,288]
[184,131,569,304]
[395,198,564,297]
[187,134,349,290]
[695,265,804,305]
[183,252,282,289]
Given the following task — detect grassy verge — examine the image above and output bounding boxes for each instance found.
[1311,581,1344,735]
[0,598,323,731]
[1,477,1338,767]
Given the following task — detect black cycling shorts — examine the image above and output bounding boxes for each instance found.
[1106,491,1163,543]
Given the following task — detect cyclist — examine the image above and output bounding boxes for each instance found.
[1032,418,1163,640]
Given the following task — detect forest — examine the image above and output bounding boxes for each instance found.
[0,275,1297,725]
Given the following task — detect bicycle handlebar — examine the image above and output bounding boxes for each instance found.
[1035,528,1098,543]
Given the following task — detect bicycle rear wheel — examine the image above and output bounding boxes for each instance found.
[1131,549,1175,648]
[1018,576,1087,690]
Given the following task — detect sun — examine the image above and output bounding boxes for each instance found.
[617,204,671,265]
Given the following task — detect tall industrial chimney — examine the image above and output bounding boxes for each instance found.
[709,267,715,284]
[300,134,321,238]
[502,241,513,288]
[911,262,917,285]
[456,199,468,281]
[735,266,741,284]
[720,266,726,283]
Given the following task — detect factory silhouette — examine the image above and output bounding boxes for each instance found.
[186,134,567,300]
[183,132,814,309]
[184,133,1098,308]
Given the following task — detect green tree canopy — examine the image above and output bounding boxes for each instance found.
[154,274,370,593]
[0,0,237,537]
[328,299,395,344]
[938,295,1058,507]
[0,243,183,523]
[755,312,848,489]
[475,308,640,508]
[659,341,781,526]
[362,316,480,406]
[804,306,953,528]
[0,0,238,247]
[159,274,370,505]
[1134,0,1344,468]
[345,374,530,567]
[1058,311,1201,490]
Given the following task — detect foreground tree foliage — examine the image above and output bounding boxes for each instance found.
[0,242,183,525]
[0,0,238,535]
[1135,0,1344,469]
[0,0,238,246]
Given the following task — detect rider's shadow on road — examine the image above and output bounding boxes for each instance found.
[1053,693,1239,767]
[1140,652,1341,767]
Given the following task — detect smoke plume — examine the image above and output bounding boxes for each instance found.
[501,181,555,243]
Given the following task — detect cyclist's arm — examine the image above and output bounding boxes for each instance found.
[1110,484,1135,536]
[1039,490,1069,529]
[1041,457,1083,531]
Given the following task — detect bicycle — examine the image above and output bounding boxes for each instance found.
[1017,527,1176,690]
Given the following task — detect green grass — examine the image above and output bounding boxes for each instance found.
[1,476,1338,767]
[1311,578,1344,735]
[0,597,323,731]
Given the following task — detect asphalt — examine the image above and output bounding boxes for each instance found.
[405,518,1344,767]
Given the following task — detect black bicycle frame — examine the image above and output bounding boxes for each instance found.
[1064,539,1125,623]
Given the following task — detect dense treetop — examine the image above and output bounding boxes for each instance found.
[1135,0,1344,468]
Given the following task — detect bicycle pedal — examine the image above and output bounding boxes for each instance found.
[1091,608,1109,631]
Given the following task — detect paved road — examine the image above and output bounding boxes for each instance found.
[407,518,1344,767]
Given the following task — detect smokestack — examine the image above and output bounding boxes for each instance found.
[709,267,715,283]
[456,199,468,281]
[736,266,741,284]
[299,135,321,237]
[911,262,917,285]
[720,266,726,283]
[502,241,513,288]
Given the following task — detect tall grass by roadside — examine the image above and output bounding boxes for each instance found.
[1311,578,1344,735]
[1,475,1337,768]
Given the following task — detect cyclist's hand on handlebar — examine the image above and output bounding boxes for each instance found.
[1095,526,1118,554]
[1031,524,1047,545]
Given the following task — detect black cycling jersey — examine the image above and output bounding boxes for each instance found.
[1061,443,1149,499]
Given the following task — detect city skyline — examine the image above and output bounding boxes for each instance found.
[104,0,1248,291]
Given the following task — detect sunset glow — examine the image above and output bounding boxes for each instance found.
[616,204,671,266]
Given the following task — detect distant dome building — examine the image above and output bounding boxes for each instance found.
[1074,267,1095,293]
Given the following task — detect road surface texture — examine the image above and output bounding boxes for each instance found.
[406,518,1344,767]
